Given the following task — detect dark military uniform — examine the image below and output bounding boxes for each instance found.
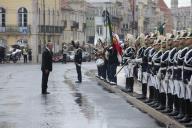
[74,47,83,83]
[135,46,147,99]
[122,47,135,92]
[107,46,119,85]
[150,49,163,108]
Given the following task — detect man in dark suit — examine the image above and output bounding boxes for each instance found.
[73,41,82,83]
[41,42,53,94]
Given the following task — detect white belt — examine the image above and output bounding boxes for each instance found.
[177,66,183,69]
[148,62,152,65]
[174,67,178,70]
[123,57,131,59]
[160,67,166,70]
[154,63,160,66]
[184,66,192,71]
[167,66,173,70]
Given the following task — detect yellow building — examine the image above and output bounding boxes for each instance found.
[0,0,62,63]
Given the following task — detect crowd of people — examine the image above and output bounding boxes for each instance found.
[95,30,192,127]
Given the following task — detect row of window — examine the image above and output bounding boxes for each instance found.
[39,25,64,33]
[0,7,28,27]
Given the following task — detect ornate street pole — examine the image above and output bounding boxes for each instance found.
[43,0,46,47]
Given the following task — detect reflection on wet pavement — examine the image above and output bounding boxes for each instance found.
[0,63,165,128]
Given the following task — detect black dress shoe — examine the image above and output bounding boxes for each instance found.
[151,102,160,108]
[185,121,192,127]
[127,88,133,93]
[136,95,146,100]
[156,105,165,111]
[147,100,156,106]
[144,99,152,104]
[179,116,191,123]
[168,110,179,116]
[42,92,50,94]
[174,113,185,120]
[161,108,172,113]
[75,81,82,83]
[123,88,133,93]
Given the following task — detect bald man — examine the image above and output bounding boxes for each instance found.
[41,42,53,94]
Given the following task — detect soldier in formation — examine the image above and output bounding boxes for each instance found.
[96,30,192,126]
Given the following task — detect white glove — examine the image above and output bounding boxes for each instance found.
[157,71,161,79]
[188,76,192,87]
[135,58,142,63]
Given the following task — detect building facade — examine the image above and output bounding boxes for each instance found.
[171,0,192,31]
[0,0,33,51]
[90,1,123,43]
[0,0,62,63]
[60,0,86,44]
[85,3,96,44]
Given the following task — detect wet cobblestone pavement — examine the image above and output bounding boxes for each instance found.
[0,63,165,128]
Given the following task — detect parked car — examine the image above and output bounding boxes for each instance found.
[82,52,91,62]
[67,51,75,62]
[52,54,63,62]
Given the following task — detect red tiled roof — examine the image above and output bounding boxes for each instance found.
[60,0,69,9]
[158,0,171,14]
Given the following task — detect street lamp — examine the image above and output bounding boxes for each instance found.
[43,0,46,47]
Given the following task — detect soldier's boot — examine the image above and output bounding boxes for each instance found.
[147,87,157,105]
[124,77,133,93]
[154,92,163,109]
[144,86,154,103]
[184,102,192,127]
[168,95,180,116]
[174,98,185,119]
[156,93,166,111]
[137,83,147,100]
[162,93,173,113]
[151,89,161,108]
[179,99,191,123]
[128,77,134,93]
[124,78,129,91]
[158,93,166,111]
[126,77,134,93]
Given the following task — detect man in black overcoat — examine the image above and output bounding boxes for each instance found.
[41,42,53,94]
[72,41,82,83]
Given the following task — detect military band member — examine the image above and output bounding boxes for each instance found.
[95,39,106,80]
[107,44,119,85]
[95,48,104,78]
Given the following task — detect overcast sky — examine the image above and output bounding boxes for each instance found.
[86,0,191,8]
[165,0,191,8]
